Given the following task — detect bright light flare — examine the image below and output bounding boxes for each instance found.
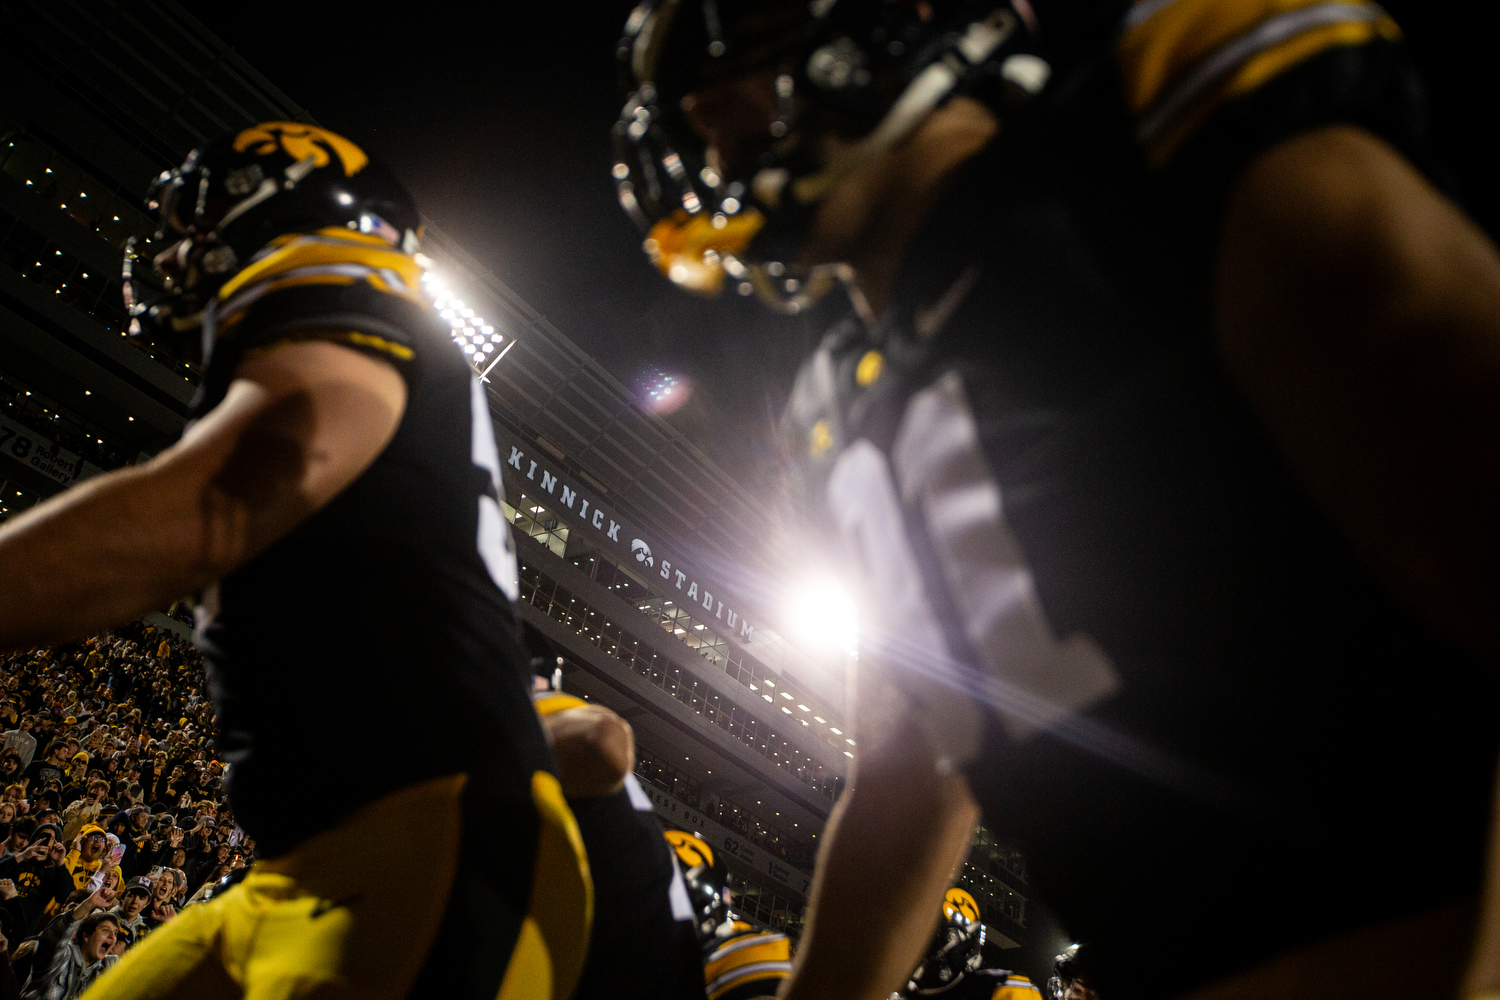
[421,264,511,376]
[641,371,693,415]
[784,578,858,656]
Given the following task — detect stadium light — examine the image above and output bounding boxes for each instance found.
[420,263,515,381]
[784,577,858,657]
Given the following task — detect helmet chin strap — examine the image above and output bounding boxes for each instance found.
[761,9,1020,210]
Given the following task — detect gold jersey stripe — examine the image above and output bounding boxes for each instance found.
[1146,12,1396,164]
[220,231,424,303]
[706,931,786,962]
[706,963,794,1000]
[704,936,792,985]
[1118,0,1399,165]
[241,330,417,363]
[534,693,589,717]
[216,263,427,335]
[496,770,593,1000]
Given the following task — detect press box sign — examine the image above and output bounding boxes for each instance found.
[0,414,103,489]
[497,427,757,645]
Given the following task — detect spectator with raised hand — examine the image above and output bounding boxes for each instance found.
[143,870,176,932]
[57,784,106,844]
[0,826,70,937]
[59,826,118,895]
[19,883,119,1000]
[0,819,35,866]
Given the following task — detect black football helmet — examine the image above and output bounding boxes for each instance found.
[613,0,1048,313]
[662,825,734,940]
[123,121,421,360]
[907,887,987,993]
[1048,942,1101,1000]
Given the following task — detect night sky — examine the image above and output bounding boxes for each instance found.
[193,3,822,487]
[194,1,1499,488]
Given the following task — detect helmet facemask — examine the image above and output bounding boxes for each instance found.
[908,887,987,993]
[614,0,1048,315]
[124,122,421,365]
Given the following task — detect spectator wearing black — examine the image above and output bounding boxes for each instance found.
[0,906,21,1000]
[0,826,70,937]
[1,820,36,866]
[18,747,66,797]
[186,844,230,895]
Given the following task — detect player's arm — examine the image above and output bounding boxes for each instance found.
[780,675,979,1000]
[0,340,406,652]
[1216,124,1500,661]
[539,701,635,798]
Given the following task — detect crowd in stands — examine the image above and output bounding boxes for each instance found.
[0,620,247,999]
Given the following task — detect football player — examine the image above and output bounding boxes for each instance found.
[525,627,704,1000]
[663,826,793,1000]
[903,888,1041,1000]
[1047,944,1102,1000]
[0,123,589,999]
[611,2,1500,999]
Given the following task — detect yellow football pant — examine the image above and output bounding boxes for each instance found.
[81,772,591,1000]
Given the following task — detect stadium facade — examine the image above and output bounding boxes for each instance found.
[0,0,1030,946]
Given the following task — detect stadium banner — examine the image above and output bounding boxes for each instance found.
[0,413,103,489]
[636,780,813,897]
[496,424,758,645]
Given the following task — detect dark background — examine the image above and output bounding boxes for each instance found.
[191,1,1499,488]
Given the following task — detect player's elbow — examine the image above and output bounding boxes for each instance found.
[547,706,636,798]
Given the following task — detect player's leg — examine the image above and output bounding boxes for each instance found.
[84,772,589,1000]
[407,772,592,1000]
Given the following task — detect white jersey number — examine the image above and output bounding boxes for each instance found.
[470,376,521,600]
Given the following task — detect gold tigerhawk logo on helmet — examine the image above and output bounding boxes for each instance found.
[944,887,981,924]
[233,122,368,176]
[664,829,714,870]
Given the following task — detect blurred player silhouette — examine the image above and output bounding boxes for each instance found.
[0,122,589,999]
[902,888,1040,1000]
[524,625,704,1000]
[661,824,792,1000]
[612,2,1500,998]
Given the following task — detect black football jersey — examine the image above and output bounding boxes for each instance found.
[783,0,1500,996]
[533,692,706,1000]
[908,968,1042,1000]
[189,227,549,856]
